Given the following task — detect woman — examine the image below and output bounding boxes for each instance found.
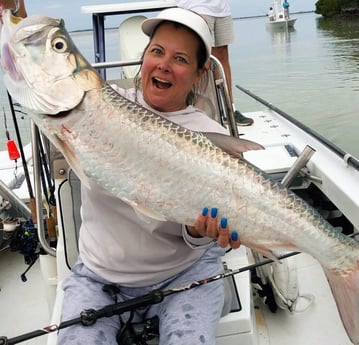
[58,8,258,345]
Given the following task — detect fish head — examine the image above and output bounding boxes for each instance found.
[0,10,103,114]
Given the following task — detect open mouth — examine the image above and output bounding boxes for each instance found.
[152,77,172,89]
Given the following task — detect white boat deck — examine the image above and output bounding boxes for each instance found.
[0,251,50,345]
[256,252,352,345]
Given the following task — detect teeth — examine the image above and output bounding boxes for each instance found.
[153,77,171,85]
[152,77,172,89]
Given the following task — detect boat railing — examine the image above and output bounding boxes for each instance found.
[31,122,56,257]
[92,58,142,70]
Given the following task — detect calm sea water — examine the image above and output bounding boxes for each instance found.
[1,12,358,158]
[231,12,359,158]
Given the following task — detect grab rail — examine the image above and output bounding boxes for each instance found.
[92,59,142,69]
[31,121,56,257]
[210,56,239,138]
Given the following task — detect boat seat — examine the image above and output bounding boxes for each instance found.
[119,15,149,79]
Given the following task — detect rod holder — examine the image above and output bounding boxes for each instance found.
[281,145,316,188]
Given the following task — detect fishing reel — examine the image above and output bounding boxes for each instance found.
[7,219,41,282]
[101,284,160,345]
[116,315,159,345]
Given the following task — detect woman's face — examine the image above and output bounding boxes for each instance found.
[141,22,205,112]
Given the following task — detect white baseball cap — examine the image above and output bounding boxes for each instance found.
[141,7,212,60]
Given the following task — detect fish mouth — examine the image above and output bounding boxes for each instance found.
[152,76,172,89]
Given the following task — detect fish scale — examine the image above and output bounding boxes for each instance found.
[56,84,352,264]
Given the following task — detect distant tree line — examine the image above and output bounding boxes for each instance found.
[315,0,359,17]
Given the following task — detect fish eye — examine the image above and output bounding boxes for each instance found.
[52,37,68,53]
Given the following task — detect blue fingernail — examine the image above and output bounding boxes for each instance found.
[221,218,227,228]
[202,207,209,216]
[211,208,218,218]
[231,231,238,241]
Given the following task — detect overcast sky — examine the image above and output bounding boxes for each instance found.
[24,0,317,31]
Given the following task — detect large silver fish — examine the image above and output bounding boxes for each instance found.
[1,11,359,344]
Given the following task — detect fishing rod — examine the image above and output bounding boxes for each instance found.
[0,251,299,345]
[235,84,359,171]
[6,92,36,219]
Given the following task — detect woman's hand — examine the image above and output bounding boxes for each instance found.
[187,207,241,249]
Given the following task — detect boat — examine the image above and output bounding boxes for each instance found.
[267,0,297,30]
[0,1,358,344]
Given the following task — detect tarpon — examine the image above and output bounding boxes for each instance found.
[1,10,359,344]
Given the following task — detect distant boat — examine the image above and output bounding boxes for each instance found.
[267,0,297,29]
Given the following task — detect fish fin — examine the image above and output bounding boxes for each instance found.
[324,266,359,345]
[203,132,264,157]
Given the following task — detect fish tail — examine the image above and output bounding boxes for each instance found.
[325,266,359,345]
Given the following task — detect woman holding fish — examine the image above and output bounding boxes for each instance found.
[56,8,252,345]
[1,3,251,343]
[55,8,252,345]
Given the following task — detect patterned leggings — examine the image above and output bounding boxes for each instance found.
[57,245,225,345]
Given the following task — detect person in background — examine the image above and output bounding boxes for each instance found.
[176,0,254,126]
[268,7,275,21]
[0,0,27,17]
[283,0,290,19]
